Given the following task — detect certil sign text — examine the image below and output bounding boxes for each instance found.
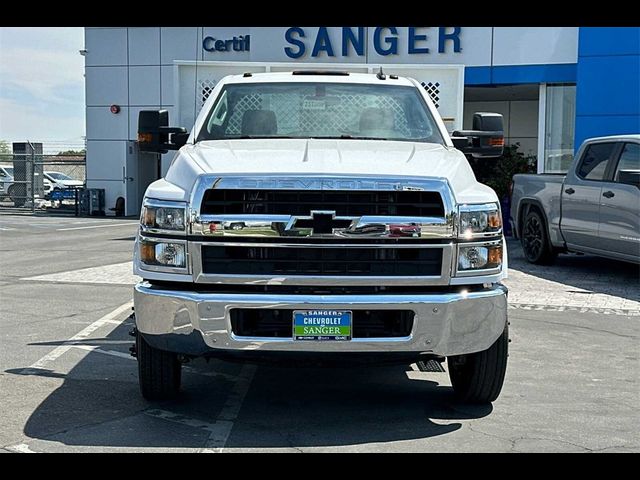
[202,27,463,58]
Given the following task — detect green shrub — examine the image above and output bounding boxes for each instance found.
[471,143,537,200]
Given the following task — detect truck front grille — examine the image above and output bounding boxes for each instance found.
[200,189,444,217]
[201,245,442,276]
[230,309,414,338]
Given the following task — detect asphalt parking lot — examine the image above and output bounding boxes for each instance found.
[0,213,638,453]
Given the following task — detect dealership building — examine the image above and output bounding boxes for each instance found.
[83,27,640,215]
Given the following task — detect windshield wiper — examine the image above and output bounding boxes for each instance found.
[233,135,297,139]
[311,135,390,141]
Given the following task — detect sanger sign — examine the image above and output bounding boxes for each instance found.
[284,27,463,59]
[201,27,463,58]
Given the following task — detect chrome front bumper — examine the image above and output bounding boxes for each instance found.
[134,282,508,357]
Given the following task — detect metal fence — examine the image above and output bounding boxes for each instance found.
[0,144,87,214]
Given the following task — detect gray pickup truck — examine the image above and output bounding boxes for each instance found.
[511,135,639,264]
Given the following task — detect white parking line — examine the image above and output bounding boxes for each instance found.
[56,223,136,231]
[19,301,133,375]
[6,443,37,453]
[23,262,139,286]
[14,296,255,453]
[183,366,240,383]
[508,303,640,316]
[103,318,129,325]
[70,345,239,382]
[69,344,239,382]
[144,409,218,432]
[71,344,135,361]
[144,363,257,453]
[201,363,257,453]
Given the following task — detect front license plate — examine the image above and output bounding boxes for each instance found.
[293,310,352,341]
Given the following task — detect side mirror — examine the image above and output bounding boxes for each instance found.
[618,170,640,188]
[138,110,188,154]
[451,112,505,159]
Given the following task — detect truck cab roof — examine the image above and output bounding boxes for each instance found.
[221,71,417,87]
[582,134,640,143]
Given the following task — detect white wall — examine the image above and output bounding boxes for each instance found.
[85,28,186,214]
[492,27,578,66]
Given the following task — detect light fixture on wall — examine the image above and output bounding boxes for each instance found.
[110,105,121,114]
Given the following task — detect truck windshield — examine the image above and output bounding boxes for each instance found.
[197,82,444,144]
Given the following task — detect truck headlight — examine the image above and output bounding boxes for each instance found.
[141,200,187,233]
[458,203,502,239]
[458,244,502,271]
[140,238,187,269]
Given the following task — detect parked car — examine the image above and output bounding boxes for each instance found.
[511,134,639,264]
[44,171,84,189]
[42,178,52,197]
[132,71,510,404]
[43,171,84,201]
[1,166,51,202]
[0,166,13,200]
[222,221,246,230]
[389,223,421,237]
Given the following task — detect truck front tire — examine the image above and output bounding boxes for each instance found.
[448,324,508,404]
[521,209,556,264]
[137,334,182,400]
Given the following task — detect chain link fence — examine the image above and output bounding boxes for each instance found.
[0,142,89,214]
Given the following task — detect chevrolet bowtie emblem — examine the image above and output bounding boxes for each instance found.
[288,211,352,235]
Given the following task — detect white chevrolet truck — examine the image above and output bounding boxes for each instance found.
[133,70,509,404]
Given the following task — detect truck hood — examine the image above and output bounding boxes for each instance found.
[158,139,498,204]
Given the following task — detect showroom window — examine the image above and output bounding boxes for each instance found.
[542,84,576,173]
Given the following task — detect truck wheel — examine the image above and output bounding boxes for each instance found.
[521,209,555,264]
[230,222,244,230]
[137,334,181,400]
[448,324,508,404]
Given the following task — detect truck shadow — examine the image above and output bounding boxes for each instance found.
[7,319,493,450]
[220,363,492,449]
[506,238,640,304]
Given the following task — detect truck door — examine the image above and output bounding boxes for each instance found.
[598,142,640,259]
[561,142,619,250]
